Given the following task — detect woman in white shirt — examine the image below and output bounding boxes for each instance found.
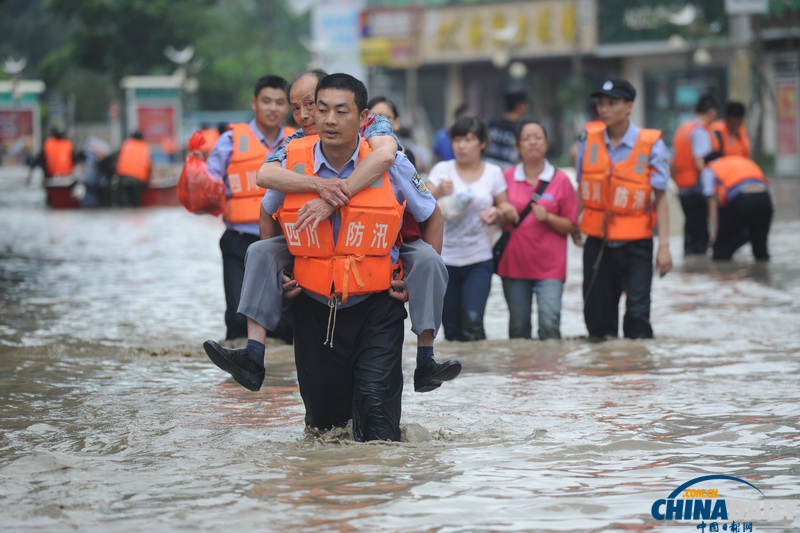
[427,117,517,341]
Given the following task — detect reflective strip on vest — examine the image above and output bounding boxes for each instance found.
[579,125,661,241]
[224,123,268,225]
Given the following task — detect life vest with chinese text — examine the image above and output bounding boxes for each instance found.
[277,135,405,302]
[579,123,661,241]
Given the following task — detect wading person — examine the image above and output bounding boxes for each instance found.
[268,74,441,440]
[710,102,751,158]
[576,78,673,340]
[497,121,578,340]
[204,75,293,341]
[115,131,152,207]
[204,69,459,394]
[671,94,719,255]
[702,155,772,261]
[428,116,517,341]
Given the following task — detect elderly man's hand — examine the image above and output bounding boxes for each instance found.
[315,177,350,207]
[296,198,336,234]
[282,273,302,298]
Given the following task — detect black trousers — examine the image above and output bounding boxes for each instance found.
[713,191,773,261]
[292,291,407,442]
[583,237,654,339]
[116,175,145,207]
[679,193,709,255]
[219,229,259,340]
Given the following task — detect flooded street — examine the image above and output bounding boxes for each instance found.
[2,166,799,532]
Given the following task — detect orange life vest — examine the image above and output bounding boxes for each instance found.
[671,120,720,189]
[277,136,405,302]
[116,138,151,182]
[224,123,269,224]
[223,125,295,224]
[43,137,74,177]
[707,155,766,207]
[579,123,662,241]
[710,120,751,158]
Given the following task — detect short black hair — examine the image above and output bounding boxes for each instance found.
[695,94,719,114]
[367,96,399,118]
[725,101,746,118]
[504,90,528,112]
[131,131,143,140]
[288,68,328,96]
[515,120,548,142]
[454,103,471,120]
[449,116,488,145]
[315,73,368,112]
[253,75,288,98]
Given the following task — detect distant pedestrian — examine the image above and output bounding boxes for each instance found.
[115,131,152,207]
[485,91,528,169]
[702,155,772,261]
[671,93,719,255]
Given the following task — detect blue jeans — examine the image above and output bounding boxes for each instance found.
[442,260,493,341]
[501,277,563,340]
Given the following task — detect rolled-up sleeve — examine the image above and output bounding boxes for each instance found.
[649,138,671,191]
[262,159,287,214]
[363,115,403,151]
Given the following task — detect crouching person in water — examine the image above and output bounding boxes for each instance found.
[204,68,459,397]
[276,74,443,440]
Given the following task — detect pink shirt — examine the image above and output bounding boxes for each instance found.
[497,162,578,281]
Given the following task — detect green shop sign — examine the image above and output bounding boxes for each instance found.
[598,0,729,45]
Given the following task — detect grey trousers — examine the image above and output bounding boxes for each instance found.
[237,236,447,337]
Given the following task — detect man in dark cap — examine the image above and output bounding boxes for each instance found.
[574,78,673,340]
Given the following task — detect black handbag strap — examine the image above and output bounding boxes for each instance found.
[511,177,552,229]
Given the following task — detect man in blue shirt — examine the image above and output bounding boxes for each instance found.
[576,78,673,339]
[204,75,291,341]
[264,74,441,441]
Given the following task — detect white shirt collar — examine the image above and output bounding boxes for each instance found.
[513,159,555,183]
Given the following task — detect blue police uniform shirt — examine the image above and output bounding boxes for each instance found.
[679,119,714,196]
[205,119,286,235]
[265,114,401,164]
[576,121,671,245]
[700,166,768,203]
[264,136,435,308]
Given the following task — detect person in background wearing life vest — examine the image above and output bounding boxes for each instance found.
[27,128,78,185]
[701,155,772,261]
[671,94,720,255]
[115,131,152,207]
[575,78,673,340]
[710,102,751,158]
[203,69,458,396]
[268,74,439,441]
[204,74,293,342]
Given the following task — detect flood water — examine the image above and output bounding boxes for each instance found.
[2,166,800,532]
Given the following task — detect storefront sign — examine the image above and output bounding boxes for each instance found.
[776,78,798,156]
[421,0,593,64]
[597,0,728,45]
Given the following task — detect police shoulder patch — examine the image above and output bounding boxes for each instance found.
[411,171,427,194]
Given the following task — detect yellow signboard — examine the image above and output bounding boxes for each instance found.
[421,0,595,64]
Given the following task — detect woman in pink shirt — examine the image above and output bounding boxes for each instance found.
[497,121,578,339]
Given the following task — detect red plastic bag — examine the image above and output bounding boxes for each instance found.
[177,131,225,215]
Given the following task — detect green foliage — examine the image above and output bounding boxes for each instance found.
[1,0,311,115]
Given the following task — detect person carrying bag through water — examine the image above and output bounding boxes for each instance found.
[494,121,578,340]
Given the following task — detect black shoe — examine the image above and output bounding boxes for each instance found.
[203,340,265,391]
[414,357,462,393]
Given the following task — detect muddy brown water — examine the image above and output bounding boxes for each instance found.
[2,167,799,532]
